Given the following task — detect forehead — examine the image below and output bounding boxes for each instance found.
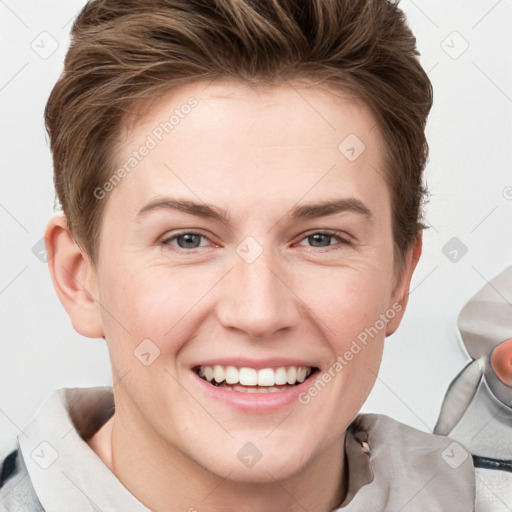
[120,79,381,155]
[106,80,389,224]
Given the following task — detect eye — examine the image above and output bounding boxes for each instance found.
[160,229,351,254]
[161,231,211,251]
[296,230,350,250]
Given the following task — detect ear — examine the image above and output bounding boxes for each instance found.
[385,233,422,336]
[44,215,104,339]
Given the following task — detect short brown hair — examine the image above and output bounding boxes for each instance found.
[45,0,432,270]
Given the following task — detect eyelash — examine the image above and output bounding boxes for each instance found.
[160,230,351,254]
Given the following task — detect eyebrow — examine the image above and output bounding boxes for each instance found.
[135,197,372,224]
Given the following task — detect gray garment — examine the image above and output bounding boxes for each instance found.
[436,365,512,511]
[0,387,476,511]
[0,450,44,512]
[434,265,512,511]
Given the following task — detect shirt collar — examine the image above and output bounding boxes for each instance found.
[17,386,475,511]
[19,387,149,512]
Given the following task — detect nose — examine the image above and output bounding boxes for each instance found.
[215,245,301,339]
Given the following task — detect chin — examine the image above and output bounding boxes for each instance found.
[203,442,314,484]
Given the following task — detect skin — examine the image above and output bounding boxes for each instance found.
[45,80,421,512]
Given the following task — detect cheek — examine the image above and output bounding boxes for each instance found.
[96,263,170,354]
[295,264,391,408]
[295,264,393,342]
[318,274,386,391]
[98,260,218,360]
[102,259,164,321]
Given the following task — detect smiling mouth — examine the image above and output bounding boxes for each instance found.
[194,364,318,393]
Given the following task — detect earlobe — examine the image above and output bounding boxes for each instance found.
[44,215,104,339]
[385,233,423,336]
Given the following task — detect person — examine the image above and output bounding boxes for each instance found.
[0,0,477,510]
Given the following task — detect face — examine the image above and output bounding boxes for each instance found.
[85,80,413,482]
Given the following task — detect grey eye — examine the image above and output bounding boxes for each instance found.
[175,233,203,249]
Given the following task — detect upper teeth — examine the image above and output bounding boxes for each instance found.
[198,365,312,386]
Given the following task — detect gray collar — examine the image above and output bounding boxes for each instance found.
[16,387,475,511]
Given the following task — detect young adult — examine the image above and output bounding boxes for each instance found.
[0,1,477,510]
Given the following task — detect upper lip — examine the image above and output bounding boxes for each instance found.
[191,358,318,370]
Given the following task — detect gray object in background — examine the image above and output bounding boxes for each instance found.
[435,265,512,511]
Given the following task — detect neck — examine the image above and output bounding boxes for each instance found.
[89,402,348,512]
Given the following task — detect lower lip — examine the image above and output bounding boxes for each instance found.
[192,371,316,413]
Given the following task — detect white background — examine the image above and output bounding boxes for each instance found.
[1,0,511,458]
